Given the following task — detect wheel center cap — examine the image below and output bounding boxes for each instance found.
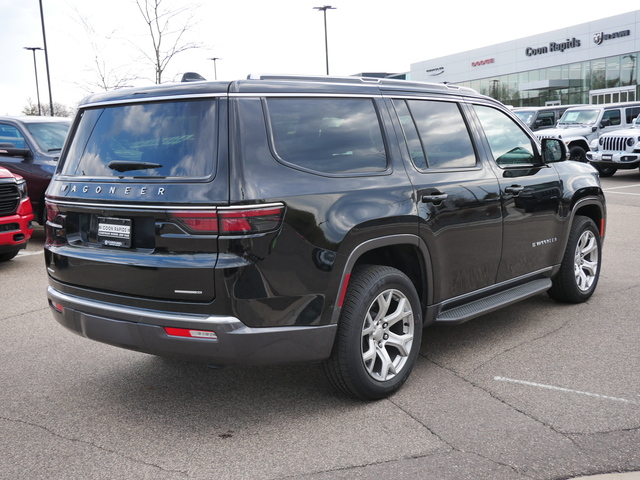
[373,325,384,342]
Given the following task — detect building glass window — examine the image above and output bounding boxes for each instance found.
[621,54,637,86]
[606,56,621,88]
[591,59,606,90]
[453,50,639,107]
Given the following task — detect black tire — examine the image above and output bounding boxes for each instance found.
[323,265,422,400]
[548,216,601,303]
[0,250,19,262]
[569,145,587,162]
[594,165,617,177]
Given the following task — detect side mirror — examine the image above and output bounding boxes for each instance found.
[541,138,567,163]
[600,119,611,128]
[0,146,32,159]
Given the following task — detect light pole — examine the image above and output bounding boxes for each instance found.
[39,0,54,116]
[24,47,43,115]
[314,6,335,75]
[208,57,221,80]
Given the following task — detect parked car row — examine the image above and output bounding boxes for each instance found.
[0,115,71,263]
[0,116,71,224]
[0,166,33,262]
[515,102,640,178]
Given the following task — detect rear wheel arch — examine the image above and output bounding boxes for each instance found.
[332,235,433,325]
[572,200,606,237]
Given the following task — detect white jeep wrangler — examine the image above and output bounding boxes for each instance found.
[535,103,640,166]
[587,114,640,177]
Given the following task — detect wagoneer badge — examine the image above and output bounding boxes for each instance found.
[61,184,166,196]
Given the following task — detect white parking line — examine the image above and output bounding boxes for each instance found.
[603,184,640,195]
[494,376,638,405]
[602,191,640,196]
[18,250,44,257]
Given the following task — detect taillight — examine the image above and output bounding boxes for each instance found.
[45,201,68,247]
[218,206,285,234]
[170,204,285,235]
[171,211,219,233]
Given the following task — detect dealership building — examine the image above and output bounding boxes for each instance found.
[409,10,640,107]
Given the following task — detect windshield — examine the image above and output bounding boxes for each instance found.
[514,110,535,125]
[25,121,70,152]
[60,100,217,178]
[559,109,600,125]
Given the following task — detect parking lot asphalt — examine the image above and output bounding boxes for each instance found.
[1,170,639,479]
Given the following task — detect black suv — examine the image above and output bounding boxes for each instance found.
[44,75,606,400]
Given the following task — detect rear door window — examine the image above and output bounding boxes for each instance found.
[265,98,387,174]
[60,100,217,179]
[393,99,477,170]
[625,107,640,124]
[602,109,621,126]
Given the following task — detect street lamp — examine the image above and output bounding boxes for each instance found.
[23,47,43,115]
[39,0,54,116]
[313,5,335,75]
[208,57,221,80]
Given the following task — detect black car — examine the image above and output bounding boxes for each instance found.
[0,116,71,224]
[44,75,606,400]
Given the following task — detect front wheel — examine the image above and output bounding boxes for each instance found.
[569,145,587,162]
[323,265,422,400]
[0,250,19,262]
[548,216,601,303]
[593,164,617,177]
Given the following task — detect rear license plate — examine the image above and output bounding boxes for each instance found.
[98,217,132,248]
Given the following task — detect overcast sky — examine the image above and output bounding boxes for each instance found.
[2,0,639,116]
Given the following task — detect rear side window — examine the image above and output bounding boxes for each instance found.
[625,107,640,124]
[393,99,477,170]
[60,100,217,178]
[265,98,387,174]
[536,111,555,127]
[602,109,621,126]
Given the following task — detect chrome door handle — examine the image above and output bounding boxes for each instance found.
[422,193,448,203]
[504,185,525,195]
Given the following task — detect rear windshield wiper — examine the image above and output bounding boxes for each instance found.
[108,160,163,173]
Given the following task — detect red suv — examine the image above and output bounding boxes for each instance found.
[0,167,34,261]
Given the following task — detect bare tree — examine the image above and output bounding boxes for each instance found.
[23,99,75,117]
[73,8,139,93]
[134,0,202,84]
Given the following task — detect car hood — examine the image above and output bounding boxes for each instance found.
[537,125,595,138]
[0,166,22,181]
[598,127,640,138]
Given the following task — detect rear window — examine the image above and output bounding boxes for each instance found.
[60,100,217,178]
[265,98,387,174]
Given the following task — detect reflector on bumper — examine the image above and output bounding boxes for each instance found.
[164,327,218,339]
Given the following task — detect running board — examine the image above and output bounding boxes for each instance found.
[435,278,553,325]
